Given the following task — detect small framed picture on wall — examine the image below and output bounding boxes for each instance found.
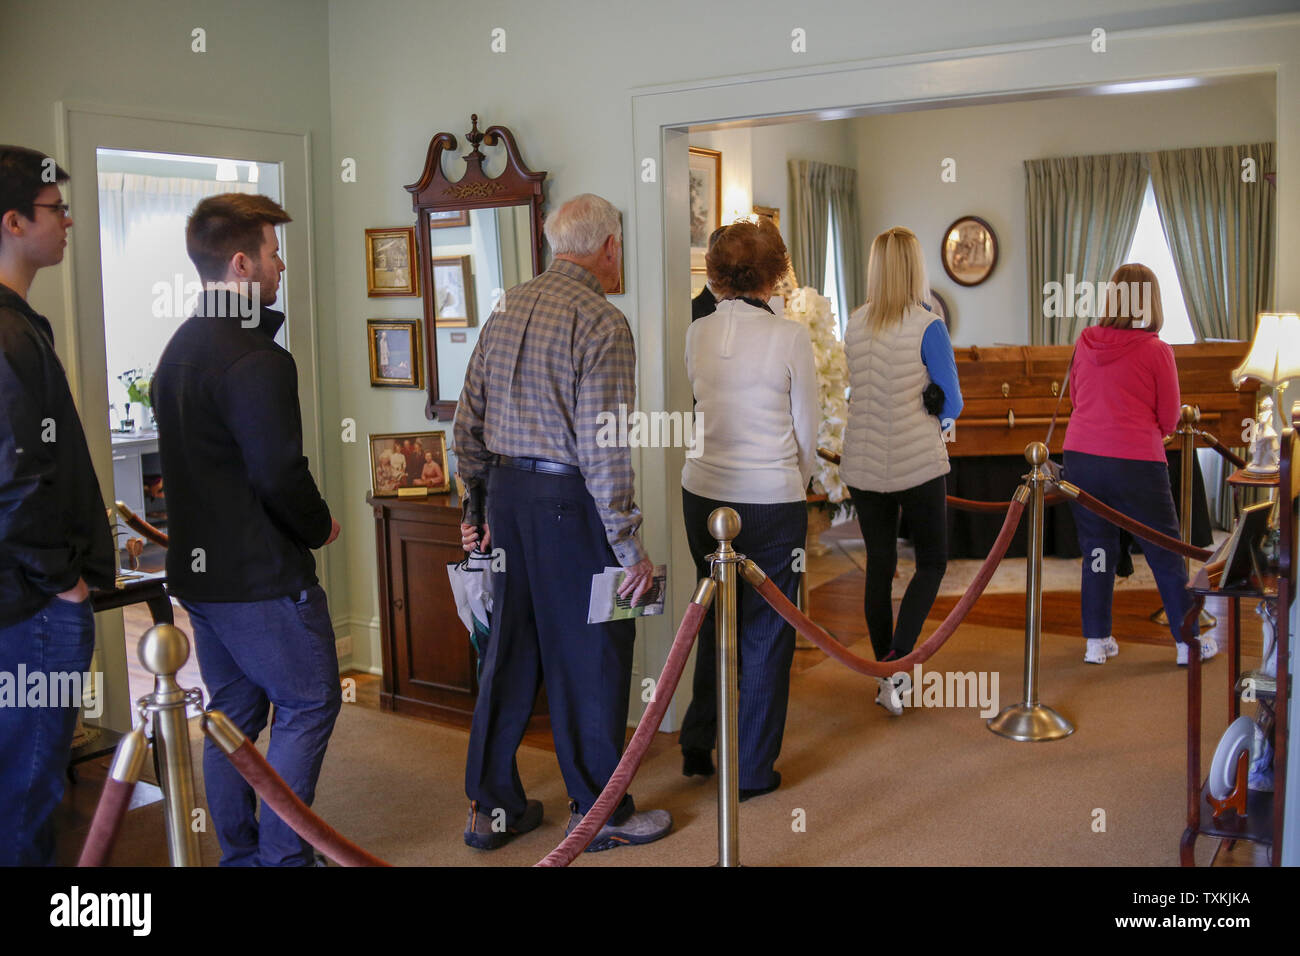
[431,254,476,327]
[688,147,721,274]
[367,319,423,388]
[365,227,419,297]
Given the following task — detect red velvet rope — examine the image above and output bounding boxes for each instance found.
[1196,431,1247,470]
[219,739,391,867]
[536,598,709,867]
[748,494,1027,678]
[815,448,1046,512]
[1064,486,1213,562]
[77,777,137,867]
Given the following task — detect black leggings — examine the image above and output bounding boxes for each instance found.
[847,475,948,660]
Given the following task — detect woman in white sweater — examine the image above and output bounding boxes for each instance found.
[678,218,818,800]
[841,226,963,715]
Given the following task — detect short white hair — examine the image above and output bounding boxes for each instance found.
[544,193,620,257]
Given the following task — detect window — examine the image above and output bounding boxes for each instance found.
[1124,179,1194,345]
[822,202,845,339]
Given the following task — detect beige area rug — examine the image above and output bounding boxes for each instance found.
[96,622,1233,867]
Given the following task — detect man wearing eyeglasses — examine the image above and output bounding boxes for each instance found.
[0,146,115,866]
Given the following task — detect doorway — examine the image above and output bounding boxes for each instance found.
[60,104,323,733]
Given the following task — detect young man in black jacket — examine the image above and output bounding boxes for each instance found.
[152,193,341,866]
[0,146,115,866]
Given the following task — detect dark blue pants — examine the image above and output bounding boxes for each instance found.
[679,489,805,790]
[182,585,341,866]
[0,596,95,866]
[464,466,636,821]
[1064,451,1191,642]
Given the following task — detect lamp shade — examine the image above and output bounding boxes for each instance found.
[1232,312,1300,387]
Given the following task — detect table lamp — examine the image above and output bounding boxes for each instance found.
[1232,311,1300,475]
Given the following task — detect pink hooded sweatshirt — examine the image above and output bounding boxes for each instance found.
[1062,325,1181,463]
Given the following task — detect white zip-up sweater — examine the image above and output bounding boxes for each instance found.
[682,298,819,503]
[840,303,951,493]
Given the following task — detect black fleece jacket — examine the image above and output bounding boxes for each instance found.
[151,290,331,602]
[0,283,114,626]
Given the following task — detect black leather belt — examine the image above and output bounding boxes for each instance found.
[493,455,581,477]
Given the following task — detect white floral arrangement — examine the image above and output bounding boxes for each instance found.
[785,286,850,510]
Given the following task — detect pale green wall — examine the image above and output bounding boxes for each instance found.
[850,75,1277,345]
[0,0,345,632]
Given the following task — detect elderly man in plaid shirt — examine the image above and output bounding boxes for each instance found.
[454,193,670,852]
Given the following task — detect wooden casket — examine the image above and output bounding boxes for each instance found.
[949,342,1259,458]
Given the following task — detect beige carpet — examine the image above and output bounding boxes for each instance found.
[95,620,1232,867]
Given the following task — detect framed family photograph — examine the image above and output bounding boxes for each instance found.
[431,254,476,327]
[688,146,721,273]
[365,227,419,297]
[429,208,469,229]
[369,431,451,496]
[367,319,423,388]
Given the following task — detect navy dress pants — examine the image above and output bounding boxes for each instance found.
[679,488,805,791]
[1064,451,1192,642]
[465,465,636,822]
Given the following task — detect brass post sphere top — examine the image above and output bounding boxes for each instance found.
[138,624,191,676]
[1180,404,1199,425]
[708,507,742,543]
[1025,441,1049,466]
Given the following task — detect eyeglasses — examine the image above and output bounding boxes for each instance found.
[33,202,71,217]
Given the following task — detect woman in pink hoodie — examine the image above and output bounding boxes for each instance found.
[1062,263,1218,666]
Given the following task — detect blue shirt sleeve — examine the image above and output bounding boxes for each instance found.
[920,319,963,423]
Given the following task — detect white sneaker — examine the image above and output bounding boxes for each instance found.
[1084,639,1109,664]
[874,674,909,716]
[1102,637,1119,658]
[1176,635,1219,665]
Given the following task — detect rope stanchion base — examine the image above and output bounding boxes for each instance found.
[202,711,391,867]
[537,580,715,866]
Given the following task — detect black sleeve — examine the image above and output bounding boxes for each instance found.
[214,349,333,548]
[0,317,80,593]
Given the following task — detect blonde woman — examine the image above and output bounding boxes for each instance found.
[841,227,963,715]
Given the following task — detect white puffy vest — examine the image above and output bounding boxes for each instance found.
[840,304,950,493]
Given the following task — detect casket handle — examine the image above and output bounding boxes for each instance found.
[1051,380,1060,397]
[1001,381,1010,397]
[1007,408,1015,428]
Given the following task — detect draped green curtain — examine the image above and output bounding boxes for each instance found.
[824,164,863,316]
[1023,153,1147,344]
[1149,142,1276,529]
[788,160,831,293]
[1148,143,1276,341]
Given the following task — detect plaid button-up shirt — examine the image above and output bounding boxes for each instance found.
[453,259,646,566]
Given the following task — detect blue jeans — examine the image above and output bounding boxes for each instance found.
[1064,451,1192,642]
[0,595,95,866]
[182,586,341,866]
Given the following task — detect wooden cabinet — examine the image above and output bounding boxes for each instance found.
[369,493,547,729]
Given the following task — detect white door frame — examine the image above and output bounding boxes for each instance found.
[627,14,1298,860]
[55,102,325,733]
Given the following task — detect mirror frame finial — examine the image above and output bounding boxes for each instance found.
[404,116,547,420]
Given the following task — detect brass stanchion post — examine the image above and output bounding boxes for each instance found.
[988,442,1075,741]
[708,507,742,867]
[139,624,203,866]
[1152,405,1215,630]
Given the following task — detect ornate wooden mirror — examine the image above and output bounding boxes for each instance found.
[405,115,546,420]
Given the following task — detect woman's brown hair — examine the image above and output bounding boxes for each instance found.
[705,217,790,299]
[1097,262,1164,333]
